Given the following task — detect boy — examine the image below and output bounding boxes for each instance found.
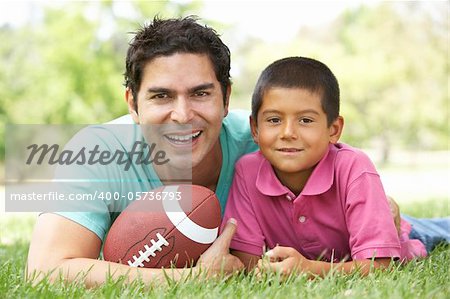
[222,57,448,277]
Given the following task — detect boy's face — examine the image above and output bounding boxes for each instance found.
[126,53,229,169]
[251,87,342,185]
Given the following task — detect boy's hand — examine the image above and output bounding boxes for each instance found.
[196,218,244,277]
[387,196,401,235]
[255,246,309,279]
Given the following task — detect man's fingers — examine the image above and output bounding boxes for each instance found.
[213,218,238,250]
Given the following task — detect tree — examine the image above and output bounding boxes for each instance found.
[0,1,204,161]
[231,2,448,163]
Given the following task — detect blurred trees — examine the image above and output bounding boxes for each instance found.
[0,1,448,163]
[0,0,202,159]
[232,2,448,163]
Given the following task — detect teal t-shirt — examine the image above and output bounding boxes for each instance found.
[56,110,258,241]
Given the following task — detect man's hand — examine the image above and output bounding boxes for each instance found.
[255,246,309,280]
[196,218,244,277]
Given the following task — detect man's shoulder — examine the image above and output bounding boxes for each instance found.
[222,110,253,140]
[221,110,258,157]
[223,110,250,133]
[104,114,134,124]
[69,115,139,149]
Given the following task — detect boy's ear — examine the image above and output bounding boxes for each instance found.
[329,116,344,144]
[250,116,259,144]
[125,88,139,124]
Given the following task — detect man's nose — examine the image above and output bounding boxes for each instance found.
[170,97,194,124]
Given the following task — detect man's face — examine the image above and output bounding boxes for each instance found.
[127,53,229,170]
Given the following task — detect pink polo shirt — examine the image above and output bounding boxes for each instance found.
[222,143,426,262]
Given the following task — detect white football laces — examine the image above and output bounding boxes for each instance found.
[127,233,169,267]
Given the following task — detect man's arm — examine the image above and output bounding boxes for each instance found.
[27,214,243,287]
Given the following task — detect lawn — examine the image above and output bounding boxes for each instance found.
[1,199,449,299]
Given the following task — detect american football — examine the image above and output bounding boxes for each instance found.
[103,184,221,268]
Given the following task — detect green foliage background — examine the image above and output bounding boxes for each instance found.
[0,1,448,163]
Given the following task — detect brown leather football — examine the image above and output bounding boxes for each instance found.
[103,184,221,268]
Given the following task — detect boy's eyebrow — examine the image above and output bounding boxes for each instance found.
[261,109,320,115]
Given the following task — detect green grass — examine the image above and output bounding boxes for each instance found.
[1,198,449,299]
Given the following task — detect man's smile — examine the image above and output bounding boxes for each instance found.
[164,130,203,145]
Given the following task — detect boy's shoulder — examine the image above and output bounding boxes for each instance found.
[235,150,264,169]
[331,143,378,174]
[333,143,372,161]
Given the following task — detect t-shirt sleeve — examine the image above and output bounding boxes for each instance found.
[50,126,118,241]
[55,211,111,241]
[221,161,265,256]
[345,167,402,260]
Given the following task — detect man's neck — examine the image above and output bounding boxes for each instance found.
[152,140,223,192]
[191,140,222,191]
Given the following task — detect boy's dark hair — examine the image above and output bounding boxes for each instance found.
[124,16,231,109]
[251,56,340,126]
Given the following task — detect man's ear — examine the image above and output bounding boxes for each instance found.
[329,116,344,144]
[125,88,139,124]
[250,116,259,144]
[223,85,231,117]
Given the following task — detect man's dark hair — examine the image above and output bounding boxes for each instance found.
[124,16,231,109]
[251,56,340,126]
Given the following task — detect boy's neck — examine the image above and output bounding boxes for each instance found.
[274,167,314,196]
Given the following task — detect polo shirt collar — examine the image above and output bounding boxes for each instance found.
[255,152,289,197]
[255,144,337,197]
[301,145,335,196]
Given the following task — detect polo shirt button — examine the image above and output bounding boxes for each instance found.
[298,216,306,223]
[286,195,292,201]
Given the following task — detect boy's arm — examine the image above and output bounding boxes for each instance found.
[230,249,260,271]
[256,246,392,279]
[27,214,243,287]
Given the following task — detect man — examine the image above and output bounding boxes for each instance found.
[27,16,257,287]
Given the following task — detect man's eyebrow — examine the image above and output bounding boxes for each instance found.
[146,87,172,94]
[145,83,215,94]
[188,83,215,93]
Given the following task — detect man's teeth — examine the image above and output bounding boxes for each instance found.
[166,131,201,142]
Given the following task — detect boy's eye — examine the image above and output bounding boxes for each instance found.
[267,117,281,124]
[300,118,313,124]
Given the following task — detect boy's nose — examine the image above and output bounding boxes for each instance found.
[170,97,194,124]
[280,121,297,140]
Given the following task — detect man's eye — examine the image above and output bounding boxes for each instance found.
[152,93,169,99]
[193,91,209,97]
